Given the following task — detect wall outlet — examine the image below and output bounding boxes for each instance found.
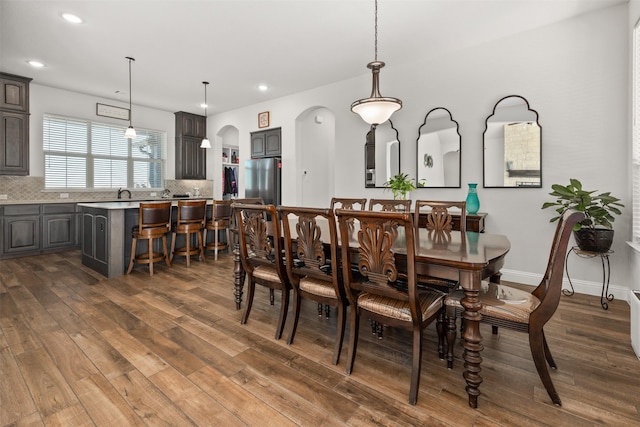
[0,194,7,200]
[60,193,69,198]
[150,192,157,197]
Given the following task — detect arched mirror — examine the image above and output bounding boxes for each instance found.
[364,119,400,188]
[483,95,541,188]
[416,108,461,188]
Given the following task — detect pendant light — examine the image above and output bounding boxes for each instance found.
[124,56,136,139]
[200,81,211,148]
[351,0,402,125]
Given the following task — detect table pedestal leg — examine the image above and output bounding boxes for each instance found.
[460,272,483,408]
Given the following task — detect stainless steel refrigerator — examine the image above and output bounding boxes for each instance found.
[244,157,281,205]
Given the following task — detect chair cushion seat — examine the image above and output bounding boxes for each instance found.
[445,281,540,323]
[358,290,444,322]
[253,264,282,283]
[299,276,337,299]
[133,225,169,238]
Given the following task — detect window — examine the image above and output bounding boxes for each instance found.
[634,20,640,243]
[43,115,165,189]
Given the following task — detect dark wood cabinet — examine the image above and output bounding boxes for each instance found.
[1,204,40,255]
[250,128,281,158]
[175,112,207,179]
[82,208,109,275]
[42,204,77,249]
[0,73,31,176]
[0,203,80,258]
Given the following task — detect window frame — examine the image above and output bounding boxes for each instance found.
[43,114,166,190]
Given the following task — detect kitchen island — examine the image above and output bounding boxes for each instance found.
[77,200,212,277]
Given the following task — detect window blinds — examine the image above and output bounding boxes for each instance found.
[43,114,165,189]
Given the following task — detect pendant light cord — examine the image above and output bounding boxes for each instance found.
[374,0,378,61]
[126,57,135,126]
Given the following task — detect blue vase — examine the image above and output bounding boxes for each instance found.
[466,183,480,215]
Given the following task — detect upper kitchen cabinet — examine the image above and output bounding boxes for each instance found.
[250,128,281,158]
[175,111,206,180]
[0,72,31,176]
[175,111,206,138]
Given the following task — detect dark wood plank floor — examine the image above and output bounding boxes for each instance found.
[1,250,639,426]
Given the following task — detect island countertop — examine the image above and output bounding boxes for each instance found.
[77,199,211,210]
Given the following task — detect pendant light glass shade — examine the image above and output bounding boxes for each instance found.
[125,57,136,139]
[200,81,211,148]
[351,61,402,125]
[351,0,401,125]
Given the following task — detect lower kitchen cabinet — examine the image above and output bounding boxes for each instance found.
[2,204,40,255]
[0,203,80,258]
[81,207,109,276]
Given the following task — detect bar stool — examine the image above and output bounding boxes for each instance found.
[170,200,207,266]
[204,199,232,260]
[126,201,172,276]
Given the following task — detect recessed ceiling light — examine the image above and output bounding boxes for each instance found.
[62,13,83,24]
[258,84,268,91]
[200,103,208,109]
[27,60,45,68]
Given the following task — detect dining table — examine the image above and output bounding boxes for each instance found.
[230,213,511,408]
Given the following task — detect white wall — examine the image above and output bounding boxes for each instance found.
[210,4,632,298]
[29,84,176,178]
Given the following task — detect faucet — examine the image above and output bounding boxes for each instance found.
[117,188,131,199]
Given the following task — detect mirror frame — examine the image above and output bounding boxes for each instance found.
[415,107,461,188]
[483,95,542,188]
[364,119,401,188]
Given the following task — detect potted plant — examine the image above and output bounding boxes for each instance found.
[541,178,624,252]
[384,173,425,200]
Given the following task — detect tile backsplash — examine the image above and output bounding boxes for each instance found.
[0,176,213,202]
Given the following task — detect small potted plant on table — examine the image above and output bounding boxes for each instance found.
[542,178,624,252]
[384,173,425,200]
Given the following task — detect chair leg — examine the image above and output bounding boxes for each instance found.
[345,308,359,375]
[275,288,289,340]
[333,302,346,365]
[162,235,171,268]
[287,291,302,345]
[436,310,445,360]
[148,237,154,276]
[446,306,457,369]
[542,330,557,369]
[269,289,275,305]
[198,230,205,262]
[408,326,423,405]
[530,327,562,406]
[185,232,191,267]
[214,227,219,260]
[170,232,176,262]
[126,237,137,274]
[241,279,256,325]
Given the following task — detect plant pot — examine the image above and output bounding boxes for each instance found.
[573,228,614,253]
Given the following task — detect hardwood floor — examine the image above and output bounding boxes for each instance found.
[1,250,639,426]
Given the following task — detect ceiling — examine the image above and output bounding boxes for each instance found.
[0,0,626,115]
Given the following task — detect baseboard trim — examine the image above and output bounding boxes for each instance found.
[499,269,631,304]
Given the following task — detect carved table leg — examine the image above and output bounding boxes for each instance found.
[460,271,484,409]
[233,233,245,310]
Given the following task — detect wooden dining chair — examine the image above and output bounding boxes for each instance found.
[126,201,172,276]
[330,197,367,210]
[234,203,291,340]
[335,209,445,405]
[413,200,467,356]
[368,198,412,212]
[414,200,467,233]
[170,199,207,266]
[444,209,585,406]
[278,206,348,364]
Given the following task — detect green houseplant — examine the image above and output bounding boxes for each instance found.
[384,173,425,200]
[541,178,624,252]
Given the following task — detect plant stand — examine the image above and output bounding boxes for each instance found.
[563,246,614,310]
